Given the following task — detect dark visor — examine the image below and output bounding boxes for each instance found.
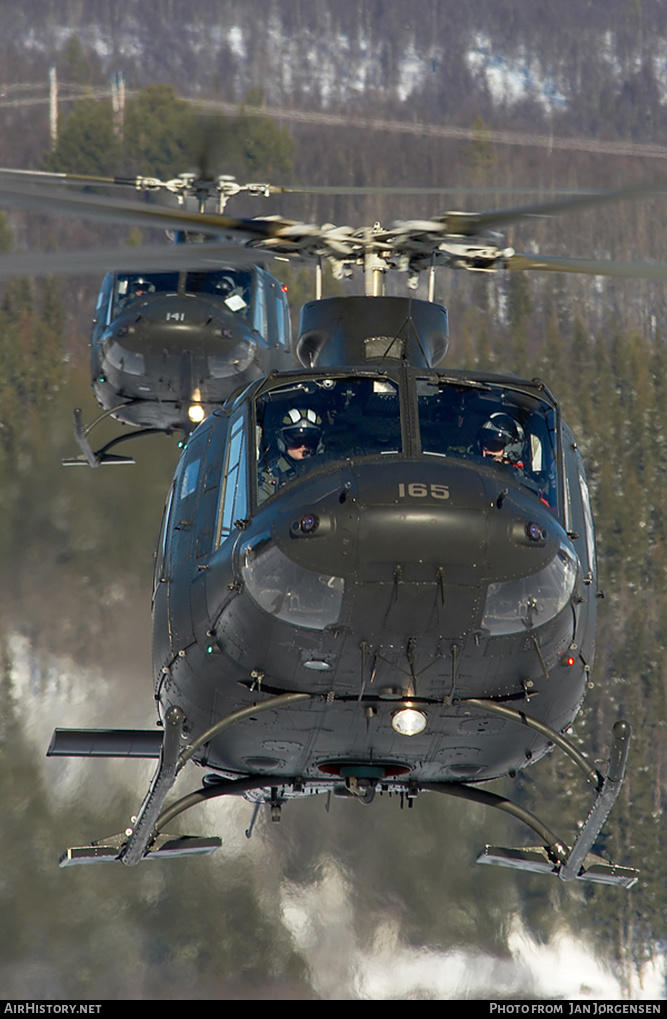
[284,428,320,450]
[482,434,506,452]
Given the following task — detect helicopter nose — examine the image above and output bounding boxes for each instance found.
[102,309,255,379]
[106,296,256,362]
[275,459,558,588]
[353,464,487,576]
[246,459,563,646]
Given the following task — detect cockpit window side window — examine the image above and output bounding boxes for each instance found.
[96,273,115,327]
[252,275,268,340]
[579,469,596,576]
[153,481,175,602]
[215,412,249,545]
[270,281,292,349]
[254,375,402,504]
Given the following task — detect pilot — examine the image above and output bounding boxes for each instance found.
[216,273,250,316]
[124,277,155,306]
[258,407,323,499]
[478,413,525,467]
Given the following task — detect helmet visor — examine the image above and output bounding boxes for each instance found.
[482,433,506,453]
[283,427,320,452]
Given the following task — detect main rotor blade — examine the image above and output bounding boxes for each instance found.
[272,185,607,198]
[0,178,290,241]
[507,251,667,280]
[0,170,609,198]
[3,173,667,281]
[3,173,663,248]
[0,242,279,280]
[442,183,667,236]
[0,167,147,189]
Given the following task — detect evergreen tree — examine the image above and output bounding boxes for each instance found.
[62,34,92,86]
[191,96,295,181]
[43,100,119,177]
[122,85,197,179]
[504,273,532,372]
[461,115,497,186]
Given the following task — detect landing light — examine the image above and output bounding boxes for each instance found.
[391,706,427,736]
[188,404,206,424]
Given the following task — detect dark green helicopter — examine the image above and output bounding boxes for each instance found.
[4,178,665,884]
[0,170,297,465]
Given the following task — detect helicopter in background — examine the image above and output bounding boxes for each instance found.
[0,169,299,466]
[82,260,292,461]
[26,179,667,885]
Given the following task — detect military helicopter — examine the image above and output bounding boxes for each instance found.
[0,169,297,466]
[3,176,665,884]
[80,258,294,465]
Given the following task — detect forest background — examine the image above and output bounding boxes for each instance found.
[0,0,665,1001]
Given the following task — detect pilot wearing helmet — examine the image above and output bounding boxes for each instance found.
[478,412,525,467]
[213,272,251,316]
[120,276,156,308]
[258,407,323,500]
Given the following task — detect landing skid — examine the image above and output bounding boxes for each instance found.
[477,847,638,888]
[451,708,638,888]
[49,695,637,885]
[51,693,310,867]
[61,407,164,467]
[60,833,221,866]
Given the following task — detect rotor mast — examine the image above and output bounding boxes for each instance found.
[364,223,388,296]
[364,250,386,296]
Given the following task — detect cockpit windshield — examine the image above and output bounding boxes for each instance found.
[112,270,252,319]
[252,372,559,514]
[416,377,559,512]
[255,375,402,504]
